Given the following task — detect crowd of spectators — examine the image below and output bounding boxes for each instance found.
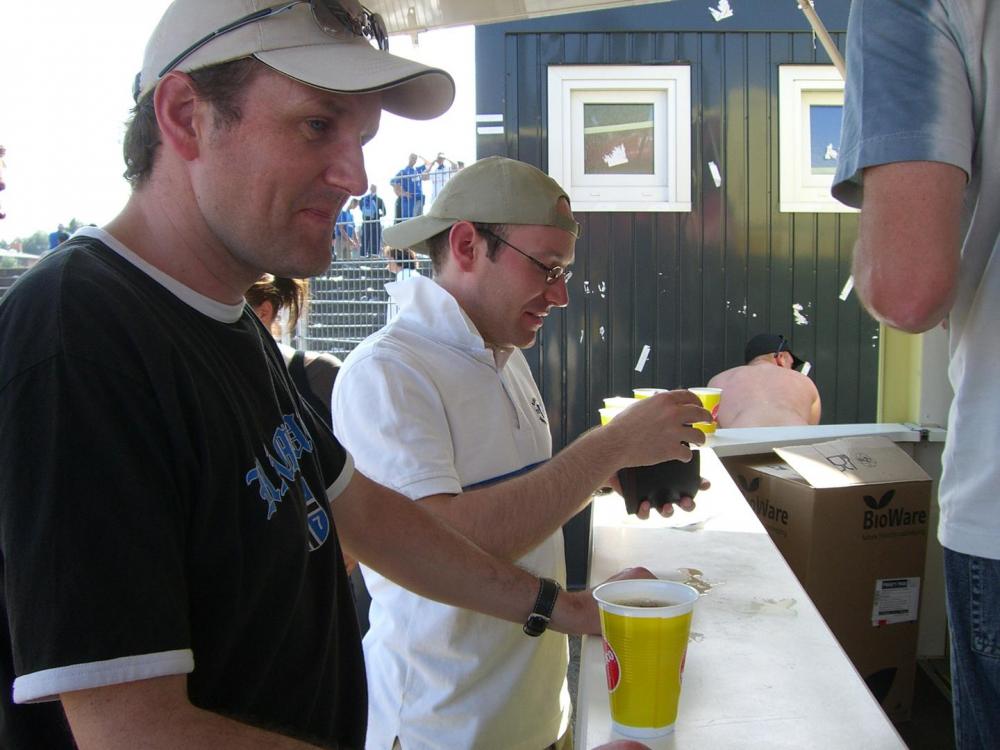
[333,152,464,261]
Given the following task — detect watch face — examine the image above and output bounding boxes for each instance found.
[524,614,548,637]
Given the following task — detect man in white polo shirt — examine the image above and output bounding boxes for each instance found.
[332,157,709,750]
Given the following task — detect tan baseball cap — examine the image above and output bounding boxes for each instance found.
[383,157,580,252]
[135,0,455,120]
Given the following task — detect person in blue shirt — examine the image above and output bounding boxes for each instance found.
[333,198,359,260]
[358,184,386,257]
[390,153,429,223]
[48,224,68,250]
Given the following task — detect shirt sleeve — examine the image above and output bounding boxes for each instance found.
[0,354,194,702]
[832,0,974,207]
[331,348,462,500]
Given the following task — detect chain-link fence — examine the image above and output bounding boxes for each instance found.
[296,253,432,361]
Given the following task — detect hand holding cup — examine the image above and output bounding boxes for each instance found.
[600,390,710,468]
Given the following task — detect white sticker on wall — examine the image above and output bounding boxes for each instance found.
[839,275,855,301]
[708,161,722,187]
[635,345,652,373]
[709,0,734,22]
[792,303,810,326]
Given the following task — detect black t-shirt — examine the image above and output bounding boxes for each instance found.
[0,236,365,749]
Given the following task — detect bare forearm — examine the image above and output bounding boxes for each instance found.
[335,473,594,634]
[854,161,964,333]
[424,427,622,560]
[62,678,323,749]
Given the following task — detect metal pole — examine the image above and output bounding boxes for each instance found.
[797,0,846,79]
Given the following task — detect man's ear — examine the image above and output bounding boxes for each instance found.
[153,71,205,163]
[448,221,480,273]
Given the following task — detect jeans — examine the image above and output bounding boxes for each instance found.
[943,547,1000,750]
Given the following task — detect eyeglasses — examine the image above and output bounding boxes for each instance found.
[479,229,573,285]
[152,0,388,88]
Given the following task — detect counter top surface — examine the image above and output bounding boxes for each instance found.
[705,422,945,457]
[576,447,907,749]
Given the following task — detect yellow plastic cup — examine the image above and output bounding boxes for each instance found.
[593,579,699,738]
[688,387,722,434]
[599,407,623,425]
[600,397,640,425]
[604,396,639,410]
[632,388,668,400]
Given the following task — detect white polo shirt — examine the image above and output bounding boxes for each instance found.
[332,275,570,750]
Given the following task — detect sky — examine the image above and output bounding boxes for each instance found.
[0,2,476,244]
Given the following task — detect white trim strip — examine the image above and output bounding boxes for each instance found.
[14,649,194,704]
[326,452,355,502]
[477,126,505,135]
[475,113,503,123]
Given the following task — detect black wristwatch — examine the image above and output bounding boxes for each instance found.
[523,577,562,637]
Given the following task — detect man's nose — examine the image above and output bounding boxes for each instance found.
[545,276,570,308]
[323,143,368,197]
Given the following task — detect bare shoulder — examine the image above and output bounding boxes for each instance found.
[787,367,819,392]
[707,367,739,388]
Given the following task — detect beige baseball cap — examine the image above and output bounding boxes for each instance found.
[383,157,580,252]
[135,0,455,120]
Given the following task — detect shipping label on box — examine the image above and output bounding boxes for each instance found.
[872,577,921,626]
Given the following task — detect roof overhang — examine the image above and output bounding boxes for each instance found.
[365,0,674,35]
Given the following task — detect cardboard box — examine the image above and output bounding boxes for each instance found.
[722,436,932,722]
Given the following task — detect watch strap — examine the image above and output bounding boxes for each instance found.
[523,577,562,637]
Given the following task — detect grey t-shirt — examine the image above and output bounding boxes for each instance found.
[832,0,1000,559]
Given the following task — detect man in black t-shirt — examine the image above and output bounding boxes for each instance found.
[0,3,651,749]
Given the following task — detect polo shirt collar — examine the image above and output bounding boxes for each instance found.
[386,274,505,369]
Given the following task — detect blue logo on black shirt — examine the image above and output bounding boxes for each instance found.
[244,414,330,550]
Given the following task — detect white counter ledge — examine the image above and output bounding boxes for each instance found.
[575,446,907,749]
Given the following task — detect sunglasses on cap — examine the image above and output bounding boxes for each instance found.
[137,0,389,100]
[774,335,787,361]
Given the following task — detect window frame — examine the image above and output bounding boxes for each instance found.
[778,64,857,213]
[547,65,692,212]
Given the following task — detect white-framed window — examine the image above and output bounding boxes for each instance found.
[778,64,856,213]
[547,65,692,212]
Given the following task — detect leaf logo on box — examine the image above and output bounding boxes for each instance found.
[863,489,895,510]
[862,489,927,530]
[602,639,621,692]
[736,475,760,493]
